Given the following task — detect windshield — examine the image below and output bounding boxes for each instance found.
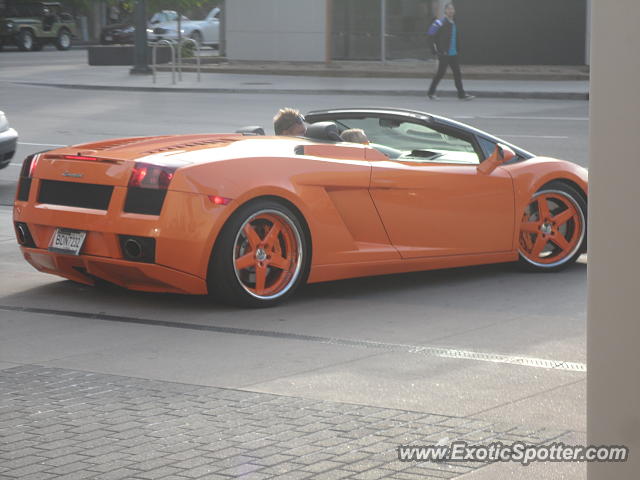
[333,116,481,164]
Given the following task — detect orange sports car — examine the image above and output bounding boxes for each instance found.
[13,108,587,307]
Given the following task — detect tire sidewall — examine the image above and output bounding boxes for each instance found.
[190,31,202,46]
[18,30,34,51]
[518,182,587,272]
[208,199,310,307]
[56,29,71,50]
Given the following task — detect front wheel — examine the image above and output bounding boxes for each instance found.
[208,200,310,307]
[17,30,35,51]
[518,183,586,272]
[55,29,72,50]
[190,30,202,48]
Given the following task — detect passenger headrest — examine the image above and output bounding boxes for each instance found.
[235,126,265,136]
[305,122,342,142]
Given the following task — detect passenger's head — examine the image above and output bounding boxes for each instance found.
[273,108,306,136]
[340,128,369,144]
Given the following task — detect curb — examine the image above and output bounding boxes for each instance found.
[14,82,588,101]
[170,66,590,82]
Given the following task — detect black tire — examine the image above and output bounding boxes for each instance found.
[517,181,587,272]
[207,199,310,308]
[17,30,35,51]
[55,28,72,50]
[190,30,202,48]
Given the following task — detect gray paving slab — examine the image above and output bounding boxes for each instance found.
[245,352,584,422]
[0,366,582,479]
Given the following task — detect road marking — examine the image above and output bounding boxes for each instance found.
[496,134,570,139]
[0,305,586,372]
[453,115,588,121]
[18,142,67,147]
[478,115,589,121]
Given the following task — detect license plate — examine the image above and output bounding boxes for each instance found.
[49,228,87,255]
[105,35,113,41]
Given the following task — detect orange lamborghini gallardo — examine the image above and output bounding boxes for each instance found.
[13,108,587,307]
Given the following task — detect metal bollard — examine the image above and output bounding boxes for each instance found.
[151,40,176,85]
[177,38,201,82]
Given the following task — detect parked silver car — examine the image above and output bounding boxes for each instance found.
[0,110,18,169]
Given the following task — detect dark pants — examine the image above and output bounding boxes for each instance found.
[428,54,466,97]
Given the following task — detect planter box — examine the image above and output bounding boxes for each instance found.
[88,45,173,66]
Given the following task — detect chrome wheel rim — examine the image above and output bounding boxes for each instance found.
[60,32,70,48]
[518,189,585,268]
[232,209,303,300]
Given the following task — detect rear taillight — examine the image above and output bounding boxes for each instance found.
[20,153,39,178]
[128,163,176,190]
[63,154,98,161]
[124,163,178,215]
[17,151,49,202]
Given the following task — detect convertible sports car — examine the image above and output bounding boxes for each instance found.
[13,108,587,307]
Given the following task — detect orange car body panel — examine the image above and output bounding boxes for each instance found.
[13,134,588,294]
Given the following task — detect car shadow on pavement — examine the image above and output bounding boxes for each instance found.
[0,261,587,315]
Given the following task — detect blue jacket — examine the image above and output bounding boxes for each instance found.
[427,17,460,56]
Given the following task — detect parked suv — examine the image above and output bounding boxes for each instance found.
[0,2,77,51]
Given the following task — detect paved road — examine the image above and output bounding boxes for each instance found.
[0,78,588,479]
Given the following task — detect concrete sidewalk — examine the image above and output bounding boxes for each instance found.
[0,51,589,100]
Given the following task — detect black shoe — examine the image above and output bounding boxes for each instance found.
[427,94,439,100]
[459,94,475,100]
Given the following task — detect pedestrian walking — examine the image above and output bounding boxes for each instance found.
[426,3,474,100]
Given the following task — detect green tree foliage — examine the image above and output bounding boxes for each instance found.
[59,0,221,19]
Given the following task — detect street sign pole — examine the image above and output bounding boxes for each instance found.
[130,0,151,74]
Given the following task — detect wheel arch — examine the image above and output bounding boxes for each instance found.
[18,26,36,35]
[538,177,588,204]
[205,193,313,281]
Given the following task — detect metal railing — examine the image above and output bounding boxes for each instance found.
[152,40,175,85]
[150,38,201,84]
[177,38,201,82]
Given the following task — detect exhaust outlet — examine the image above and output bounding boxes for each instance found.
[118,235,156,263]
[14,222,35,247]
[124,238,143,259]
[16,224,27,245]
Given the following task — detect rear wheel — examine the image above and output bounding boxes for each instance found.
[17,30,35,51]
[518,183,586,271]
[55,29,72,50]
[208,200,310,307]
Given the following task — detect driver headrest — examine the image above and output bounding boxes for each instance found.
[305,122,342,142]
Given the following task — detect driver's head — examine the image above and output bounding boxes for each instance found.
[273,108,306,136]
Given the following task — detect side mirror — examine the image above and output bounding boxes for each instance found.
[477,143,515,175]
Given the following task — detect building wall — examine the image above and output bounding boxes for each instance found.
[588,0,640,477]
[226,0,327,62]
[454,0,586,65]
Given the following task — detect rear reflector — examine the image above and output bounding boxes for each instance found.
[208,195,232,205]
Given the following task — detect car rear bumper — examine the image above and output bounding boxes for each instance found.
[20,247,207,294]
[13,185,229,293]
